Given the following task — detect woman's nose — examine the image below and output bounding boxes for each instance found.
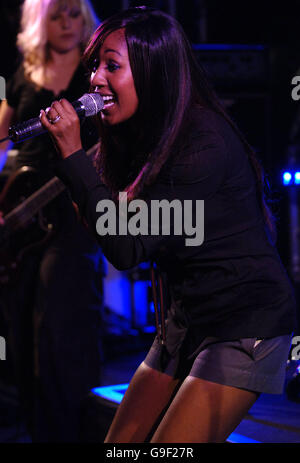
[90,68,106,88]
[61,13,71,29]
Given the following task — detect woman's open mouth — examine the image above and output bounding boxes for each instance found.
[102,95,116,109]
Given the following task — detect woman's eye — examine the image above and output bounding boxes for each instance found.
[90,59,120,74]
[70,9,81,18]
[106,62,120,72]
[50,9,81,21]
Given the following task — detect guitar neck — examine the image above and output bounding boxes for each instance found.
[1,144,99,241]
[5,176,66,231]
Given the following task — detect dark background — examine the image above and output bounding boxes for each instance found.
[0,4,299,443]
[0,0,300,275]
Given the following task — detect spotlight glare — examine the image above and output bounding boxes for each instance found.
[283,172,292,185]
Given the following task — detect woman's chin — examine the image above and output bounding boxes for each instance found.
[101,111,114,125]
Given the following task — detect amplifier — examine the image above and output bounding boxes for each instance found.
[192,44,269,92]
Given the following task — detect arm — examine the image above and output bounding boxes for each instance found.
[55,149,170,270]
[0,100,14,171]
[39,99,159,270]
[40,100,228,270]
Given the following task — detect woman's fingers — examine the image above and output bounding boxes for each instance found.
[40,109,53,129]
[39,98,82,158]
[45,99,77,123]
[59,98,77,115]
[41,99,77,126]
[44,101,63,124]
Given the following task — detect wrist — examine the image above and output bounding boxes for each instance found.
[60,144,83,159]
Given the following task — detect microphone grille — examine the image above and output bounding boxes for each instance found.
[78,93,104,117]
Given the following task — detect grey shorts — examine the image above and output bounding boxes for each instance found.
[143,334,293,394]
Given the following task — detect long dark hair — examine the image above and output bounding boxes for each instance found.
[84,6,277,243]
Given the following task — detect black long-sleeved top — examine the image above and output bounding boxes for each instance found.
[6,64,98,179]
[56,105,298,357]
[5,64,100,230]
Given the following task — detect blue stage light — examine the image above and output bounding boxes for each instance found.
[283,172,292,185]
[295,172,300,184]
[227,432,261,444]
[92,384,129,404]
[142,325,156,333]
[91,383,262,443]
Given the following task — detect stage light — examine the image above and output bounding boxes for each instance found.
[91,383,261,443]
[227,432,261,444]
[92,384,129,404]
[283,172,292,185]
[295,172,300,184]
[281,171,300,185]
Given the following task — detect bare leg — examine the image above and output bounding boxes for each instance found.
[104,361,180,443]
[151,375,259,443]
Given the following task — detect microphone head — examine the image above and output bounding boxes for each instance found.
[78,93,104,117]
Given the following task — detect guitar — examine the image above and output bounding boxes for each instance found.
[0,167,65,241]
[0,143,99,285]
[0,167,66,285]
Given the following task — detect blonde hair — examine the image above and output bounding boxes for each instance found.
[17,0,100,77]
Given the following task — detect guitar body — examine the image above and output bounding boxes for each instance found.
[0,144,98,286]
[0,167,58,286]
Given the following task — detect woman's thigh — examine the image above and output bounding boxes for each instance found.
[104,361,180,443]
[150,375,258,443]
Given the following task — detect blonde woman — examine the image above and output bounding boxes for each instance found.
[0,0,98,166]
[0,0,105,442]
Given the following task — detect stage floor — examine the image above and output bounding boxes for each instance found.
[0,349,300,443]
[100,350,300,444]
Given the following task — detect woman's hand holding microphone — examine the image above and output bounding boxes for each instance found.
[39,98,83,159]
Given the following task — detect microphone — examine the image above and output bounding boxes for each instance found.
[7,93,104,143]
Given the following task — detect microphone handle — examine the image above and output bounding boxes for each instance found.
[8,101,85,143]
[9,117,47,142]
